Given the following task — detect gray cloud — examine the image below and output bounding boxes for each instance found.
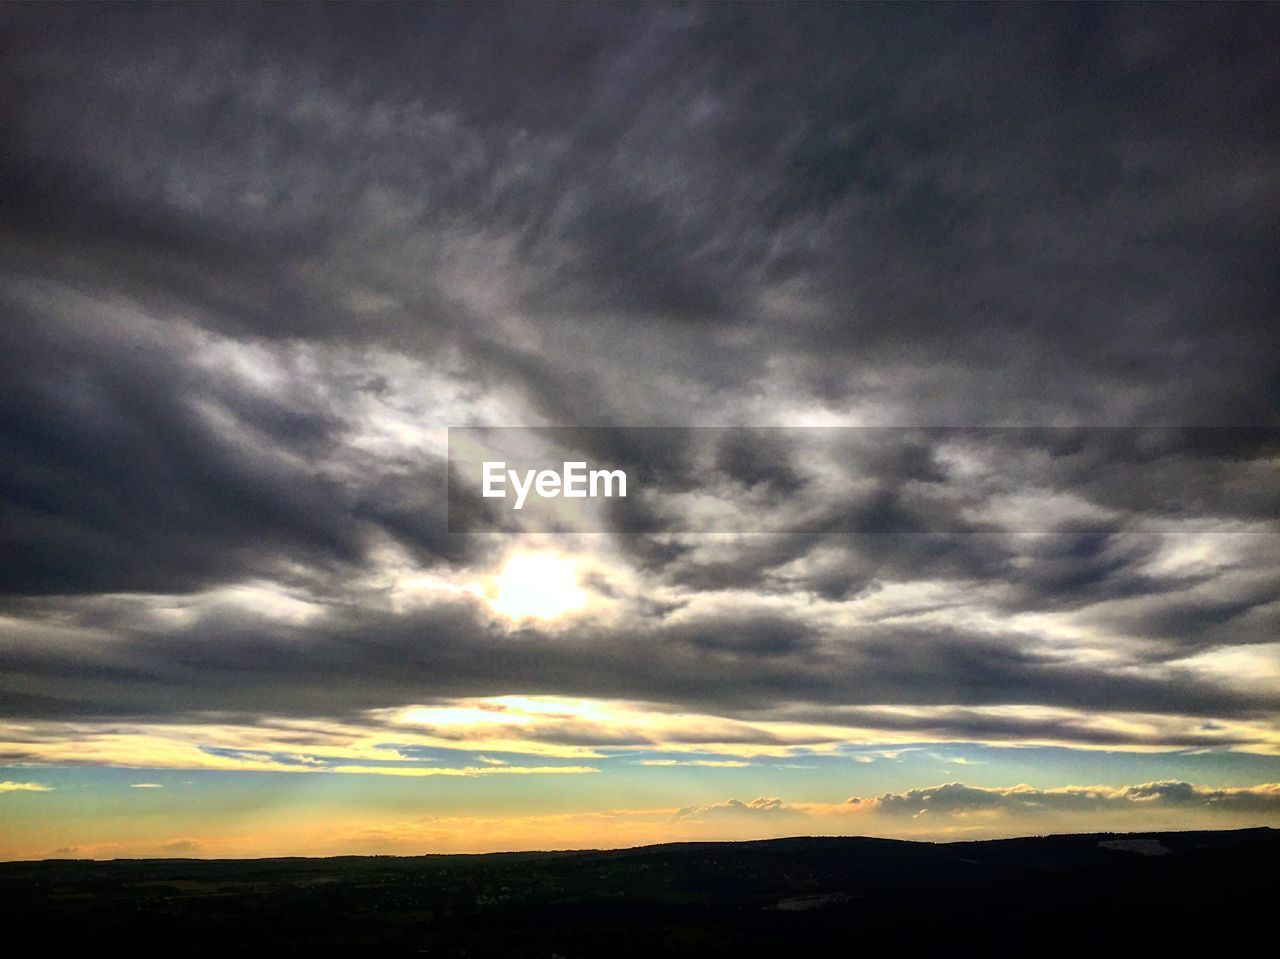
[0,5,1276,750]
[673,797,796,822]
[850,781,1280,816]
[1,599,1274,740]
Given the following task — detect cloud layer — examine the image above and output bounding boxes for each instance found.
[0,5,1276,793]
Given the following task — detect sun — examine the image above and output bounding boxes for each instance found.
[489,552,587,620]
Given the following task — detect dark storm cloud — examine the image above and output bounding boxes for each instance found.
[0,293,360,595]
[1,599,1274,738]
[0,290,491,597]
[0,4,1277,738]
[1080,578,1280,654]
[713,429,807,498]
[4,4,1277,421]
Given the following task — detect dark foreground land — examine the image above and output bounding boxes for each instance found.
[3,827,1275,955]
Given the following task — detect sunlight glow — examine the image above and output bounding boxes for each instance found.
[489,552,587,620]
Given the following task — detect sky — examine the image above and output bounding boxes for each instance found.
[1,3,1278,860]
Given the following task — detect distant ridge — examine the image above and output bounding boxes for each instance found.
[6,826,1276,953]
[8,824,1275,865]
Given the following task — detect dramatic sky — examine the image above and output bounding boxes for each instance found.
[1,3,1278,859]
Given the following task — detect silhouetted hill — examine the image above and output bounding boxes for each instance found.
[4,827,1275,955]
